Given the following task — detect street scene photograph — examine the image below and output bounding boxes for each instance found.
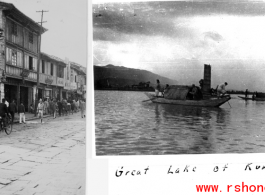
[0,0,87,194]
[93,1,265,156]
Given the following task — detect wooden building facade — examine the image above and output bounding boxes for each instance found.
[0,2,46,111]
[0,2,86,111]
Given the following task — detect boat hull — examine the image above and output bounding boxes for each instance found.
[255,97,265,101]
[238,96,253,100]
[145,92,231,107]
[238,96,265,101]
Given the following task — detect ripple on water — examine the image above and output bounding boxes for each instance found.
[95,91,265,155]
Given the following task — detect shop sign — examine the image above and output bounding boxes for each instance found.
[20,69,30,77]
[45,76,53,85]
[57,77,64,87]
[77,75,85,85]
[64,80,71,90]
[70,82,77,90]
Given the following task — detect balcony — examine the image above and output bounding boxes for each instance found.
[39,73,56,86]
[6,65,22,78]
[6,65,37,81]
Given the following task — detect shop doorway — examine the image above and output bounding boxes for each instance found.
[62,91,66,99]
[20,86,28,112]
[38,88,43,101]
[5,84,17,104]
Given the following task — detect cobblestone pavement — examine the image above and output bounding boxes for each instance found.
[0,112,86,195]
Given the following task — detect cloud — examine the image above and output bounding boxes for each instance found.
[204,32,223,42]
[93,1,265,42]
[92,1,265,91]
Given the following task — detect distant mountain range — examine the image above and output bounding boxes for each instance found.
[94,64,177,89]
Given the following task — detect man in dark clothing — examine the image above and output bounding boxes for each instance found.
[18,102,26,124]
[57,100,63,116]
[9,100,17,122]
[245,89,248,98]
[0,98,8,127]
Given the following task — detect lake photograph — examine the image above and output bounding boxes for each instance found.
[93,0,265,156]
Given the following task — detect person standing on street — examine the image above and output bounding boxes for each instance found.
[18,102,26,124]
[9,100,17,123]
[48,98,52,115]
[80,99,86,118]
[50,99,57,119]
[83,99,86,117]
[63,99,68,116]
[37,99,45,123]
[57,100,62,116]
[71,100,75,114]
[0,99,9,127]
[76,99,80,112]
[5,99,9,109]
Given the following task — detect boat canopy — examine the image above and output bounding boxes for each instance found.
[164,85,191,100]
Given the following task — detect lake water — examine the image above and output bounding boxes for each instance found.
[95,90,265,155]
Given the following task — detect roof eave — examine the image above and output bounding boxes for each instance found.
[0,2,47,34]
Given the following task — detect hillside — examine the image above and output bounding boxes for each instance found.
[94,64,177,90]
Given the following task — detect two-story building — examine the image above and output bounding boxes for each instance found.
[63,60,86,100]
[39,53,66,101]
[0,2,46,111]
[0,2,85,111]
[76,65,86,99]
[69,62,86,100]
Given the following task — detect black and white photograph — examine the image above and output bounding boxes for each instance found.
[91,0,265,194]
[93,0,265,155]
[0,0,87,194]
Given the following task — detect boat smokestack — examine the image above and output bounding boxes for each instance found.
[203,64,211,98]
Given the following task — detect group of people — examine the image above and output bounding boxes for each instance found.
[187,84,203,100]
[245,89,258,100]
[155,80,169,97]
[36,98,86,123]
[155,79,229,100]
[0,98,27,125]
[0,97,86,125]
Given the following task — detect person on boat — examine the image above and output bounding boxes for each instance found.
[217,82,228,98]
[162,84,169,97]
[155,79,161,97]
[189,84,199,100]
[245,89,248,98]
[252,92,255,100]
[199,79,204,90]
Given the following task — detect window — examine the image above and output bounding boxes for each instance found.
[57,66,64,78]
[75,75,77,82]
[29,56,33,70]
[29,32,33,44]
[11,22,17,36]
[42,60,45,73]
[17,51,22,67]
[51,63,53,75]
[11,51,17,66]
[67,67,70,80]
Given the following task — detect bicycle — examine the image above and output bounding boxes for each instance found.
[0,114,12,135]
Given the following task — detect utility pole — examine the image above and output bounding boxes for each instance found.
[35,10,48,116]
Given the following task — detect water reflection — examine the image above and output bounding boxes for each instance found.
[154,104,161,131]
[95,91,265,155]
[151,103,218,153]
[216,108,230,125]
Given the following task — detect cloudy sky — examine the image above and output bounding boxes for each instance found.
[92,0,265,91]
[3,0,87,66]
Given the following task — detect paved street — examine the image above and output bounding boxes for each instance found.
[0,112,86,195]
